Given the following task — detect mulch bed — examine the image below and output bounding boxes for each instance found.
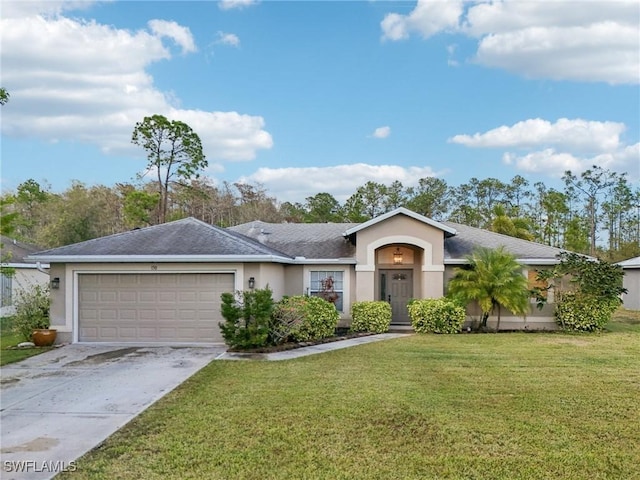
[227,331,374,354]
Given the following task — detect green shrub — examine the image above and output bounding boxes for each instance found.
[408,298,466,334]
[350,301,391,333]
[272,295,339,342]
[13,284,51,341]
[219,288,274,349]
[555,292,618,332]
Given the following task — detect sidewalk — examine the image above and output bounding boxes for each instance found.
[217,333,410,361]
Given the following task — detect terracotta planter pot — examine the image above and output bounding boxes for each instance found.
[32,329,57,347]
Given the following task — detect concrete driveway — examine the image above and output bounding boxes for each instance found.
[0,344,226,480]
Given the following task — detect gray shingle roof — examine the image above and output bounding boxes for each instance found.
[229,221,357,259]
[1,236,44,264]
[443,221,566,261]
[28,214,568,265]
[31,218,291,259]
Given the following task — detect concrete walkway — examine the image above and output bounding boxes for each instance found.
[218,333,410,361]
[0,344,225,480]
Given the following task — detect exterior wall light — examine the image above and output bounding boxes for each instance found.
[393,248,403,265]
[50,277,61,289]
[248,277,256,289]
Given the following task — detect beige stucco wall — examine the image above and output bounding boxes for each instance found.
[354,215,446,303]
[257,263,286,300]
[283,265,304,296]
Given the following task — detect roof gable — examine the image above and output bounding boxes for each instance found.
[343,207,457,237]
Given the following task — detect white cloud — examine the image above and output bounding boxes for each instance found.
[0,6,272,162]
[503,143,640,178]
[454,118,639,179]
[239,163,437,203]
[381,0,464,41]
[218,0,258,11]
[148,19,196,54]
[449,118,625,153]
[381,0,639,84]
[371,126,391,139]
[216,31,240,47]
[170,109,273,161]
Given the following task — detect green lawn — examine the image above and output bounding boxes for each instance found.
[0,317,52,366]
[60,312,640,480]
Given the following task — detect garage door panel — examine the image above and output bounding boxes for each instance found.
[119,292,137,302]
[79,273,233,343]
[139,292,157,302]
[158,292,177,302]
[100,292,117,302]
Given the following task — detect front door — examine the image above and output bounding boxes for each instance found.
[380,269,413,324]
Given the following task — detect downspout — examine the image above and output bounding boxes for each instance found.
[36,262,50,276]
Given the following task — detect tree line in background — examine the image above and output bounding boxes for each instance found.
[2,165,638,261]
[0,110,638,262]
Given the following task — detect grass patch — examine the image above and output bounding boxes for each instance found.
[0,317,52,366]
[606,308,640,333]
[61,316,639,480]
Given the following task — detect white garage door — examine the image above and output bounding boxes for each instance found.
[78,273,234,343]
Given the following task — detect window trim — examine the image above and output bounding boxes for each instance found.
[308,269,346,313]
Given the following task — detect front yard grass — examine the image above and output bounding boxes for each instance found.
[61,314,639,480]
[0,317,52,366]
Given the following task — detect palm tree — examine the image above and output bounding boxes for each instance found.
[490,204,534,241]
[447,246,530,331]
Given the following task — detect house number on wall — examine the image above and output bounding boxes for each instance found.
[151,265,158,271]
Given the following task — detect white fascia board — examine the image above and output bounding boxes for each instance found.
[445,258,560,266]
[344,207,457,236]
[1,262,50,269]
[27,255,295,264]
[292,258,357,265]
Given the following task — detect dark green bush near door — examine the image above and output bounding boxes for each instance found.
[219,288,274,349]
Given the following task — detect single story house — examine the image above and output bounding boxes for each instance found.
[30,207,565,344]
[1,236,50,317]
[617,256,640,310]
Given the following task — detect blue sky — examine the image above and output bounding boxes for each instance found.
[1,0,639,203]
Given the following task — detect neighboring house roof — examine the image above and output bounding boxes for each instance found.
[617,256,640,269]
[229,221,357,260]
[29,218,293,263]
[344,207,457,237]
[1,235,49,267]
[443,222,567,264]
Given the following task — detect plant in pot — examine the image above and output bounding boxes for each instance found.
[13,284,56,347]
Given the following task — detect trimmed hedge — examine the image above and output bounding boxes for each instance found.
[272,295,339,342]
[555,292,619,332]
[350,301,392,334]
[408,298,466,334]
